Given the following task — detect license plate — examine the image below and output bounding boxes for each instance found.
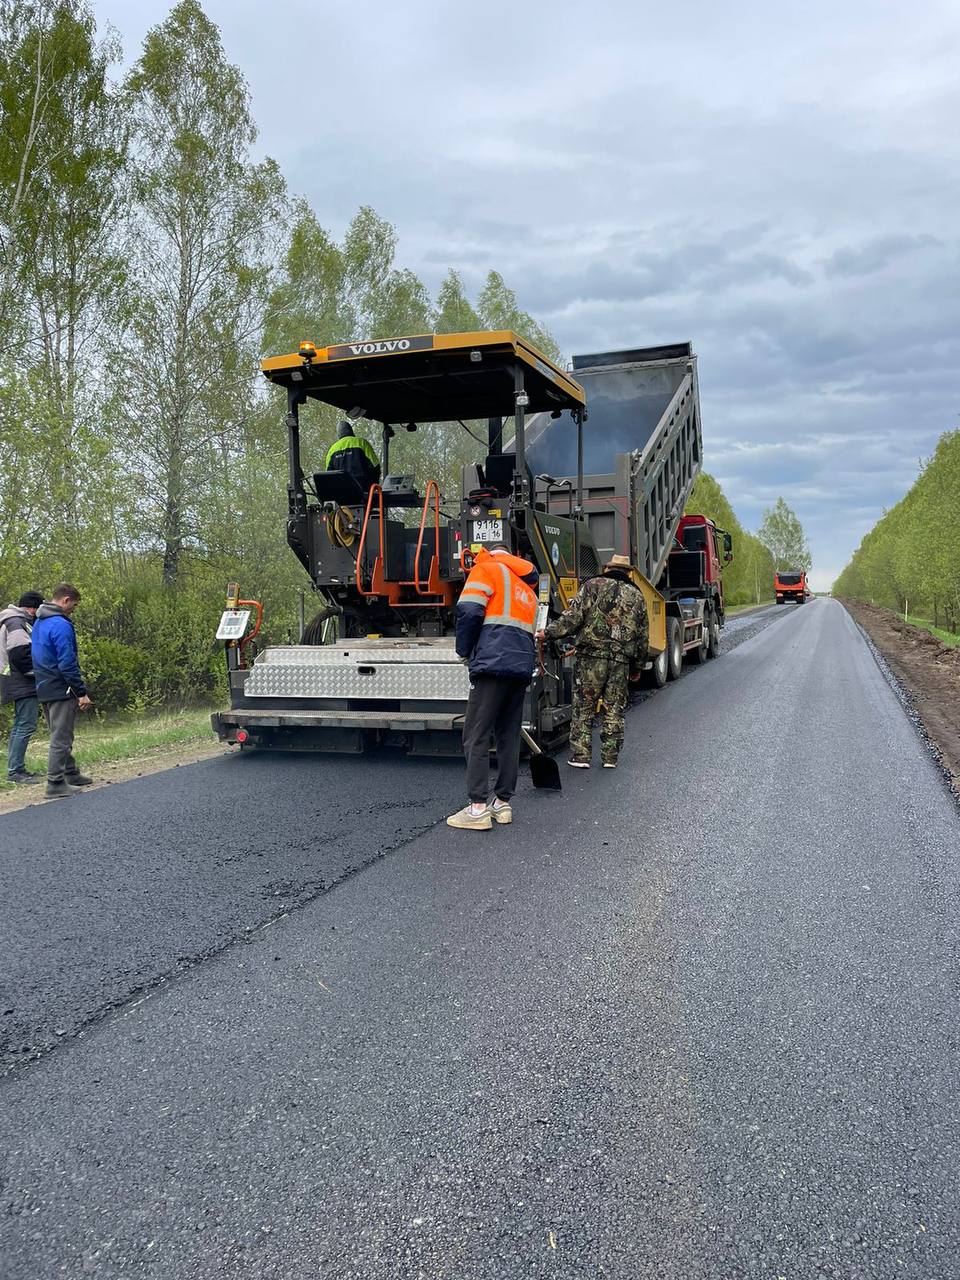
[472,518,504,543]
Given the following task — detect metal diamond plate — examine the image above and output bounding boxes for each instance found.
[254,641,462,667]
[246,656,471,701]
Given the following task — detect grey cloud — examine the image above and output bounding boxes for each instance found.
[823,234,942,278]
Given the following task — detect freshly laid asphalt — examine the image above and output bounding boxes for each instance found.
[2,598,958,1278]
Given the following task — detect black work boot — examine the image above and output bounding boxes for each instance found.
[45,778,72,799]
[65,771,93,787]
[8,770,40,786]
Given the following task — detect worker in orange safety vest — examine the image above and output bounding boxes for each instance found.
[447,544,538,831]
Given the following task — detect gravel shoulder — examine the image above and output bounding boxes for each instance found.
[840,598,960,795]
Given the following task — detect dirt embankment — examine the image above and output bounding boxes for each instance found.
[841,599,960,794]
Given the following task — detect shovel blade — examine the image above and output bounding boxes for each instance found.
[529,751,562,791]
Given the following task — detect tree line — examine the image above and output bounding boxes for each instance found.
[0,0,558,713]
[834,429,960,631]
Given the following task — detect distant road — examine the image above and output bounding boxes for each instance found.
[3,598,959,1278]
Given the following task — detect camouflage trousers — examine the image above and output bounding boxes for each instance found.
[569,654,630,765]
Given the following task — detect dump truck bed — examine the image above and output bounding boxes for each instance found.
[527,343,702,586]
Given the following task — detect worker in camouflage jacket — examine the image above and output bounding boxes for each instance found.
[539,554,649,769]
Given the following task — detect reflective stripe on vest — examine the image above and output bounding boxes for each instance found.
[459,579,494,608]
[480,562,536,632]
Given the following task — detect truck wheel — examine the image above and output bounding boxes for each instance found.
[688,622,708,664]
[667,618,683,681]
[706,611,721,659]
[646,646,669,688]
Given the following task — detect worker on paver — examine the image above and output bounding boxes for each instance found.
[538,554,648,770]
[447,543,538,831]
[324,420,380,493]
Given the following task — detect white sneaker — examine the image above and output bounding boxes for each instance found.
[490,800,512,825]
[568,759,590,769]
[446,804,492,830]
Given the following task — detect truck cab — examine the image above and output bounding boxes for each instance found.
[674,514,730,621]
[775,570,807,604]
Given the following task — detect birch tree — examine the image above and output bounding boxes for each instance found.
[758,496,812,572]
[477,270,562,363]
[0,0,127,568]
[123,0,285,585]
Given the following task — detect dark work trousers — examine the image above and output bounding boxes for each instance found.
[42,698,78,782]
[462,676,528,803]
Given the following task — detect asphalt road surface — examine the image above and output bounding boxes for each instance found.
[2,598,958,1278]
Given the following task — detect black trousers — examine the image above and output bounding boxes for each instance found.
[462,677,527,803]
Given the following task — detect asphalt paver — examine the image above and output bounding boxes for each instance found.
[2,599,958,1278]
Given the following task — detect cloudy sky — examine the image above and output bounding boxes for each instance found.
[94,0,959,589]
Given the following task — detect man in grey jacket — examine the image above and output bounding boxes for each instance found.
[1,591,43,784]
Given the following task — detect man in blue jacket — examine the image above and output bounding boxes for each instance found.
[31,583,94,799]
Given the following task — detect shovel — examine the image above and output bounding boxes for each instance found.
[520,726,562,791]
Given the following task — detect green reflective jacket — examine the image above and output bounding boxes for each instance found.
[324,435,379,469]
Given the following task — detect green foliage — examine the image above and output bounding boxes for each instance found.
[686,472,776,607]
[757,497,812,572]
[0,0,129,572]
[434,270,481,334]
[476,270,562,363]
[81,637,154,713]
[834,430,960,631]
[122,0,287,586]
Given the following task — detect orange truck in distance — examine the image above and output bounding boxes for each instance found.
[775,570,807,605]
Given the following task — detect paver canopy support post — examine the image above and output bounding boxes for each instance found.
[576,406,584,515]
[286,385,307,521]
[514,363,528,506]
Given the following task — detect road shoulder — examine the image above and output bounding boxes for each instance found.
[0,740,232,816]
[841,598,960,796]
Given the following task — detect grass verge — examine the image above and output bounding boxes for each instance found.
[905,615,960,648]
[1,707,214,790]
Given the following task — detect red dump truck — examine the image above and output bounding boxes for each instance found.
[775,570,807,605]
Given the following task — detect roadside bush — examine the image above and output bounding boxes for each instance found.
[110,583,224,708]
[80,637,157,714]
